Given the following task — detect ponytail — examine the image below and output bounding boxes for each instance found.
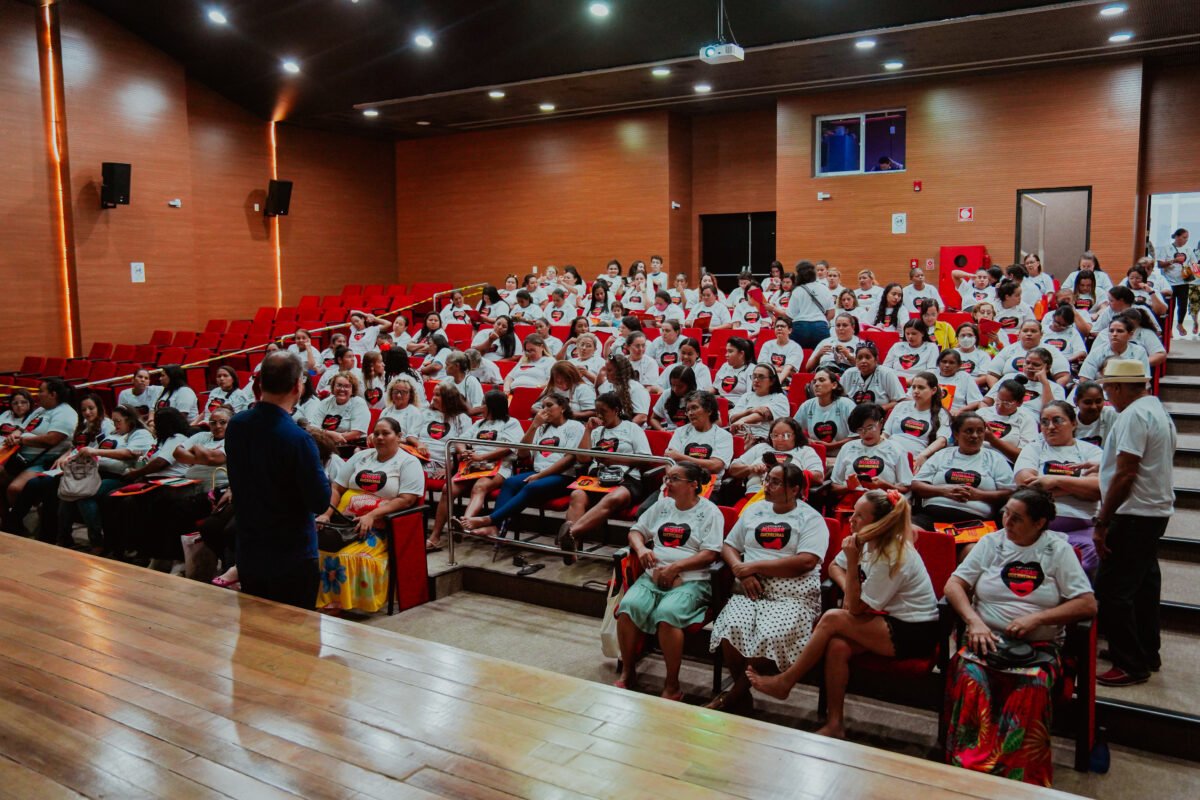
[854,489,912,576]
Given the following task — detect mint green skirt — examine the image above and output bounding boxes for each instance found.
[617,573,711,633]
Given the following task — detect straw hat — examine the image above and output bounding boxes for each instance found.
[1096,359,1150,384]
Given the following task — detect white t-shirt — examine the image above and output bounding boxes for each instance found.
[470,329,522,361]
[1099,395,1176,517]
[633,497,724,582]
[440,303,472,326]
[544,303,577,326]
[732,302,767,334]
[729,390,790,440]
[1076,405,1118,448]
[201,386,248,420]
[915,447,1015,518]
[0,410,29,437]
[953,530,1092,641]
[808,335,860,369]
[727,501,828,570]
[977,405,1039,455]
[841,365,906,407]
[588,420,651,481]
[156,387,198,419]
[954,348,990,377]
[316,366,363,396]
[312,395,371,435]
[627,355,660,387]
[347,325,380,357]
[793,396,856,445]
[569,353,606,380]
[994,304,1037,345]
[117,386,163,415]
[531,419,586,473]
[1079,340,1151,382]
[1062,270,1114,294]
[652,392,689,430]
[884,341,940,375]
[96,427,154,475]
[658,361,713,392]
[646,336,683,371]
[1013,439,1103,520]
[467,417,525,478]
[686,301,732,328]
[449,375,484,409]
[178,431,228,487]
[987,342,1069,378]
[410,408,472,466]
[984,377,1065,415]
[381,404,423,437]
[145,432,191,479]
[508,356,556,389]
[361,375,388,410]
[1025,272,1055,298]
[902,283,941,312]
[884,400,951,455]
[734,443,824,494]
[787,282,835,323]
[937,370,983,413]
[713,362,753,400]
[831,438,914,489]
[833,542,939,623]
[1039,324,1088,362]
[286,343,321,372]
[666,424,735,479]
[336,447,425,500]
[510,303,544,324]
[469,359,503,385]
[19,404,79,459]
[759,339,806,373]
[649,303,686,328]
[482,300,511,320]
[958,281,996,312]
[852,286,883,320]
[596,380,652,417]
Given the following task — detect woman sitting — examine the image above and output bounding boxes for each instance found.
[558,392,651,563]
[532,318,564,357]
[116,368,162,418]
[408,311,444,355]
[707,463,830,712]
[729,364,790,443]
[320,332,348,368]
[884,320,940,377]
[746,491,940,740]
[655,337,712,392]
[346,310,389,359]
[883,371,950,471]
[911,412,1015,531]
[565,333,605,382]
[404,381,473,480]
[831,403,914,499]
[597,353,650,426]
[712,337,755,403]
[416,332,453,379]
[983,348,1065,416]
[944,487,1096,786]
[728,417,823,503]
[428,390,524,550]
[1079,316,1151,382]
[381,377,423,434]
[197,365,248,425]
[155,365,199,419]
[978,379,1039,462]
[615,462,724,700]
[646,319,684,372]
[805,313,860,373]
[308,372,370,447]
[953,322,991,382]
[1040,305,1089,369]
[464,347,503,385]
[470,315,521,362]
[870,282,909,332]
[360,351,388,410]
[317,346,361,395]
[0,389,33,436]
[476,285,511,326]
[1014,401,1103,575]
[985,321,1071,388]
[663,391,734,481]
[1,378,78,529]
[758,318,805,385]
[538,361,597,420]
[443,352,485,416]
[918,299,958,351]
[504,334,556,392]
[650,365,697,431]
[315,417,425,613]
[1073,381,1117,447]
[440,291,472,326]
[793,366,856,450]
[686,284,733,330]
[286,328,321,375]
[840,343,905,411]
[934,350,984,415]
[457,393,583,538]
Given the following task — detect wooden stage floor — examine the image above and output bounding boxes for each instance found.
[0,534,1072,799]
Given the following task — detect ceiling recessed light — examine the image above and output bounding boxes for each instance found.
[206,9,227,25]
[362,109,379,118]
[1108,31,1133,43]
[416,120,431,126]
[883,60,904,71]
[488,89,506,99]
[589,2,611,18]
[413,32,434,49]
[539,102,556,112]
[855,39,876,50]
[281,59,300,74]
[694,83,712,93]
[1099,4,1127,17]
[651,67,671,77]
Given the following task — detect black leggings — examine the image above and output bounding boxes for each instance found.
[1173,284,1190,326]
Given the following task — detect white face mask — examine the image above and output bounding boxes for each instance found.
[959,334,976,349]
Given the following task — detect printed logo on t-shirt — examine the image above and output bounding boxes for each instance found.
[769,451,793,465]
[900,417,929,438]
[813,421,836,443]
[1043,460,1082,477]
[973,291,989,301]
[754,521,791,550]
[852,390,876,405]
[853,455,884,478]
[355,469,387,493]
[720,375,738,393]
[658,522,691,548]
[596,436,619,453]
[73,432,88,447]
[961,360,976,374]
[207,396,225,413]
[857,292,874,303]
[538,436,559,458]
[1045,338,1067,352]
[365,387,383,406]
[945,468,982,487]
[1022,387,1040,403]
[660,351,679,367]
[770,353,785,369]
[427,421,448,440]
[98,439,117,450]
[744,311,760,323]
[670,408,688,425]
[684,442,713,459]
[1010,356,1026,372]
[779,293,791,306]
[147,444,160,460]
[857,566,868,584]
[1001,561,1045,598]
[550,309,566,322]
[1076,297,1094,311]
[156,399,169,410]
[696,310,713,320]
[324,358,336,368]
[353,332,366,341]
[477,430,498,441]
[999,316,1019,329]
[322,414,343,431]
[986,419,1011,439]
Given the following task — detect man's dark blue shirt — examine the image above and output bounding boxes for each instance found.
[225,402,331,566]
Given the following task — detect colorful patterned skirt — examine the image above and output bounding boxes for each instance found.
[316,531,389,613]
[943,642,1062,787]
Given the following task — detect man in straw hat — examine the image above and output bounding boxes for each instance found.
[1093,359,1176,686]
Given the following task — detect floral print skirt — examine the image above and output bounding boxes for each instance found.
[317,531,389,613]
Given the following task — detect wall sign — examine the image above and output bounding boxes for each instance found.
[958,207,975,222]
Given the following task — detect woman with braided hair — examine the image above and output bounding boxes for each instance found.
[746,490,939,739]
[598,351,650,426]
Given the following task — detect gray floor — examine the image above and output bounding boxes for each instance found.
[368,591,1200,799]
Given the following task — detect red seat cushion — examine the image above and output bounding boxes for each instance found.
[541,495,571,512]
[852,647,940,677]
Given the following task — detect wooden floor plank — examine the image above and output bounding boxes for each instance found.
[0,753,88,800]
[0,535,1075,800]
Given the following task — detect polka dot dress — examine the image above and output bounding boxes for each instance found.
[709,573,822,669]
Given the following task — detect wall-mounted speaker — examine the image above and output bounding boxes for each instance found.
[101,162,131,208]
[265,179,293,217]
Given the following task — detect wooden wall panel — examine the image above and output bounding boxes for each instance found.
[60,2,199,346]
[1141,61,1200,197]
[395,112,671,289]
[275,125,397,302]
[776,61,1143,285]
[186,79,275,316]
[668,114,693,281]
[0,1,65,369]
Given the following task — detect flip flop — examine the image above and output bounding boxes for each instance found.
[557,522,577,566]
[425,540,443,552]
[661,690,685,702]
[211,576,238,589]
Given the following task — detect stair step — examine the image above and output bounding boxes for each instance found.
[1096,629,1200,735]
[1166,352,1200,378]
[1162,559,1200,607]
[1158,376,1200,404]
[1163,403,1200,434]
[1174,434,1200,469]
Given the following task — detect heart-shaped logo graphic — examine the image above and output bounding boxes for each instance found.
[1042,460,1081,477]
[538,435,559,458]
[745,312,759,323]
[658,522,691,548]
[365,388,383,406]
[596,437,619,453]
[853,455,884,478]
[900,417,929,437]
[945,468,982,487]
[427,421,448,439]
[899,354,919,370]
[961,361,976,374]
[986,419,1011,438]
[662,352,678,367]
[208,397,225,412]
[477,430,498,441]
[356,469,387,493]
[99,439,117,450]
[1010,356,1026,373]
[813,421,836,442]
[685,443,713,459]
[551,310,565,321]
[721,375,738,393]
[1000,317,1019,329]
[853,390,876,405]
[322,414,343,431]
[1045,338,1067,351]
[771,353,785,368]
[754,522,791,550]
[1001,561,1045,597]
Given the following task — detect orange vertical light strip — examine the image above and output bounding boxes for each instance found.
[41,3,77,357]
[269,121,282,308]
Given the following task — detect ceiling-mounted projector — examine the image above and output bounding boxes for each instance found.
[700,43,744,64]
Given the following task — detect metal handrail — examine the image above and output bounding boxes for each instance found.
[440,435,676,567]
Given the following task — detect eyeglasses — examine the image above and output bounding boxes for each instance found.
[1041,416,1069,427]
[770,431,795,439]
[763,476,785,488]
[857,422,881,432]
[663,475,696,484]
[996,397,1019,407]
[751,374,769,381]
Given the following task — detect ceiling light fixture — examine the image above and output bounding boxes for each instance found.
[539,102,556,112]
[883,60,904,71]
[1108,31,1133,42]
[413,32,434,49]
[281,59,300,74]
[651,67,671,77]
[416,120,431,126]
[206,9,227,25]
[362,109,379,118]
[855,39,876,50]
[589,2,611,18]
[1099,4,1127,16]
[488,89,506,99]
[694,83,712,93]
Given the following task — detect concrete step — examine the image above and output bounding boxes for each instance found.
[1166,354,1200,378]
[1173,434,1200,470]
[1162,558,1200,608]
[1165,403,1200,434]
[1174,466,1200,509]
[1158,376,1200,404]
[1096,628,1199,723]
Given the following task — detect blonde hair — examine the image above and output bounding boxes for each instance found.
[385,377,422,409]
[855,489,912,576]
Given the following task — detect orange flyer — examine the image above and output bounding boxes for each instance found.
[935,519,997,544]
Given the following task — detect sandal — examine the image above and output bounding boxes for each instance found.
[425,539,443,552]
[557,522,577,566]
[661,690,685,702]
[211,576,240,591]
[704,690,753,713]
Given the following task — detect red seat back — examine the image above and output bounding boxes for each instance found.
[18,355,45,374]
[204,319,228,333]
[149,330,172,346]
[88,362,116,382]
[111,344,136,363]
[156,347,185,367]
[495,360,517,378]
[507,386,542,420]
[913,529,956,599]
[645,429,671,457]
[63,360,91,381]
[298,295,320,309]
[341,284,363,297]
[786,373,815,408]
[861,330,899,361]
[719,505,740,536]
[196,332,221,349]
[171,331,197,348]
[227,320,251,336]
[443,323,473,349]
[822,516,848,579]
[423,380,438,402]
[42,357,67,377]
[87,342,114,360]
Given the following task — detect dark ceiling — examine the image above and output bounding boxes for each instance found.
[76,0,1200,137]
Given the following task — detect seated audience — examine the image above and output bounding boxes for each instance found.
[404,382,473,480]
[911,412,1015,530]
[840,343,905,411]
[729,364,789,442]
[883,371,951,470]
[728,417,823,502]
[793,366,856,449]
[117,368,163,417]
[831,403,913,498]
[978,378,1039,462]
[156,365,199,419]
[308,372,370,446]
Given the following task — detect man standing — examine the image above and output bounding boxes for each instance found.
[1094,360,1177,686]
[225,352,331,608]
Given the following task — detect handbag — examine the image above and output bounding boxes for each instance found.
[600,553,630,658]
[983,636,1057,671]
[58,452,101,501]
[317,507,360,552]
[591,462,628,487]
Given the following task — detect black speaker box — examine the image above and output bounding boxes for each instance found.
[101,162,131,208]
[265,179,293,217]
